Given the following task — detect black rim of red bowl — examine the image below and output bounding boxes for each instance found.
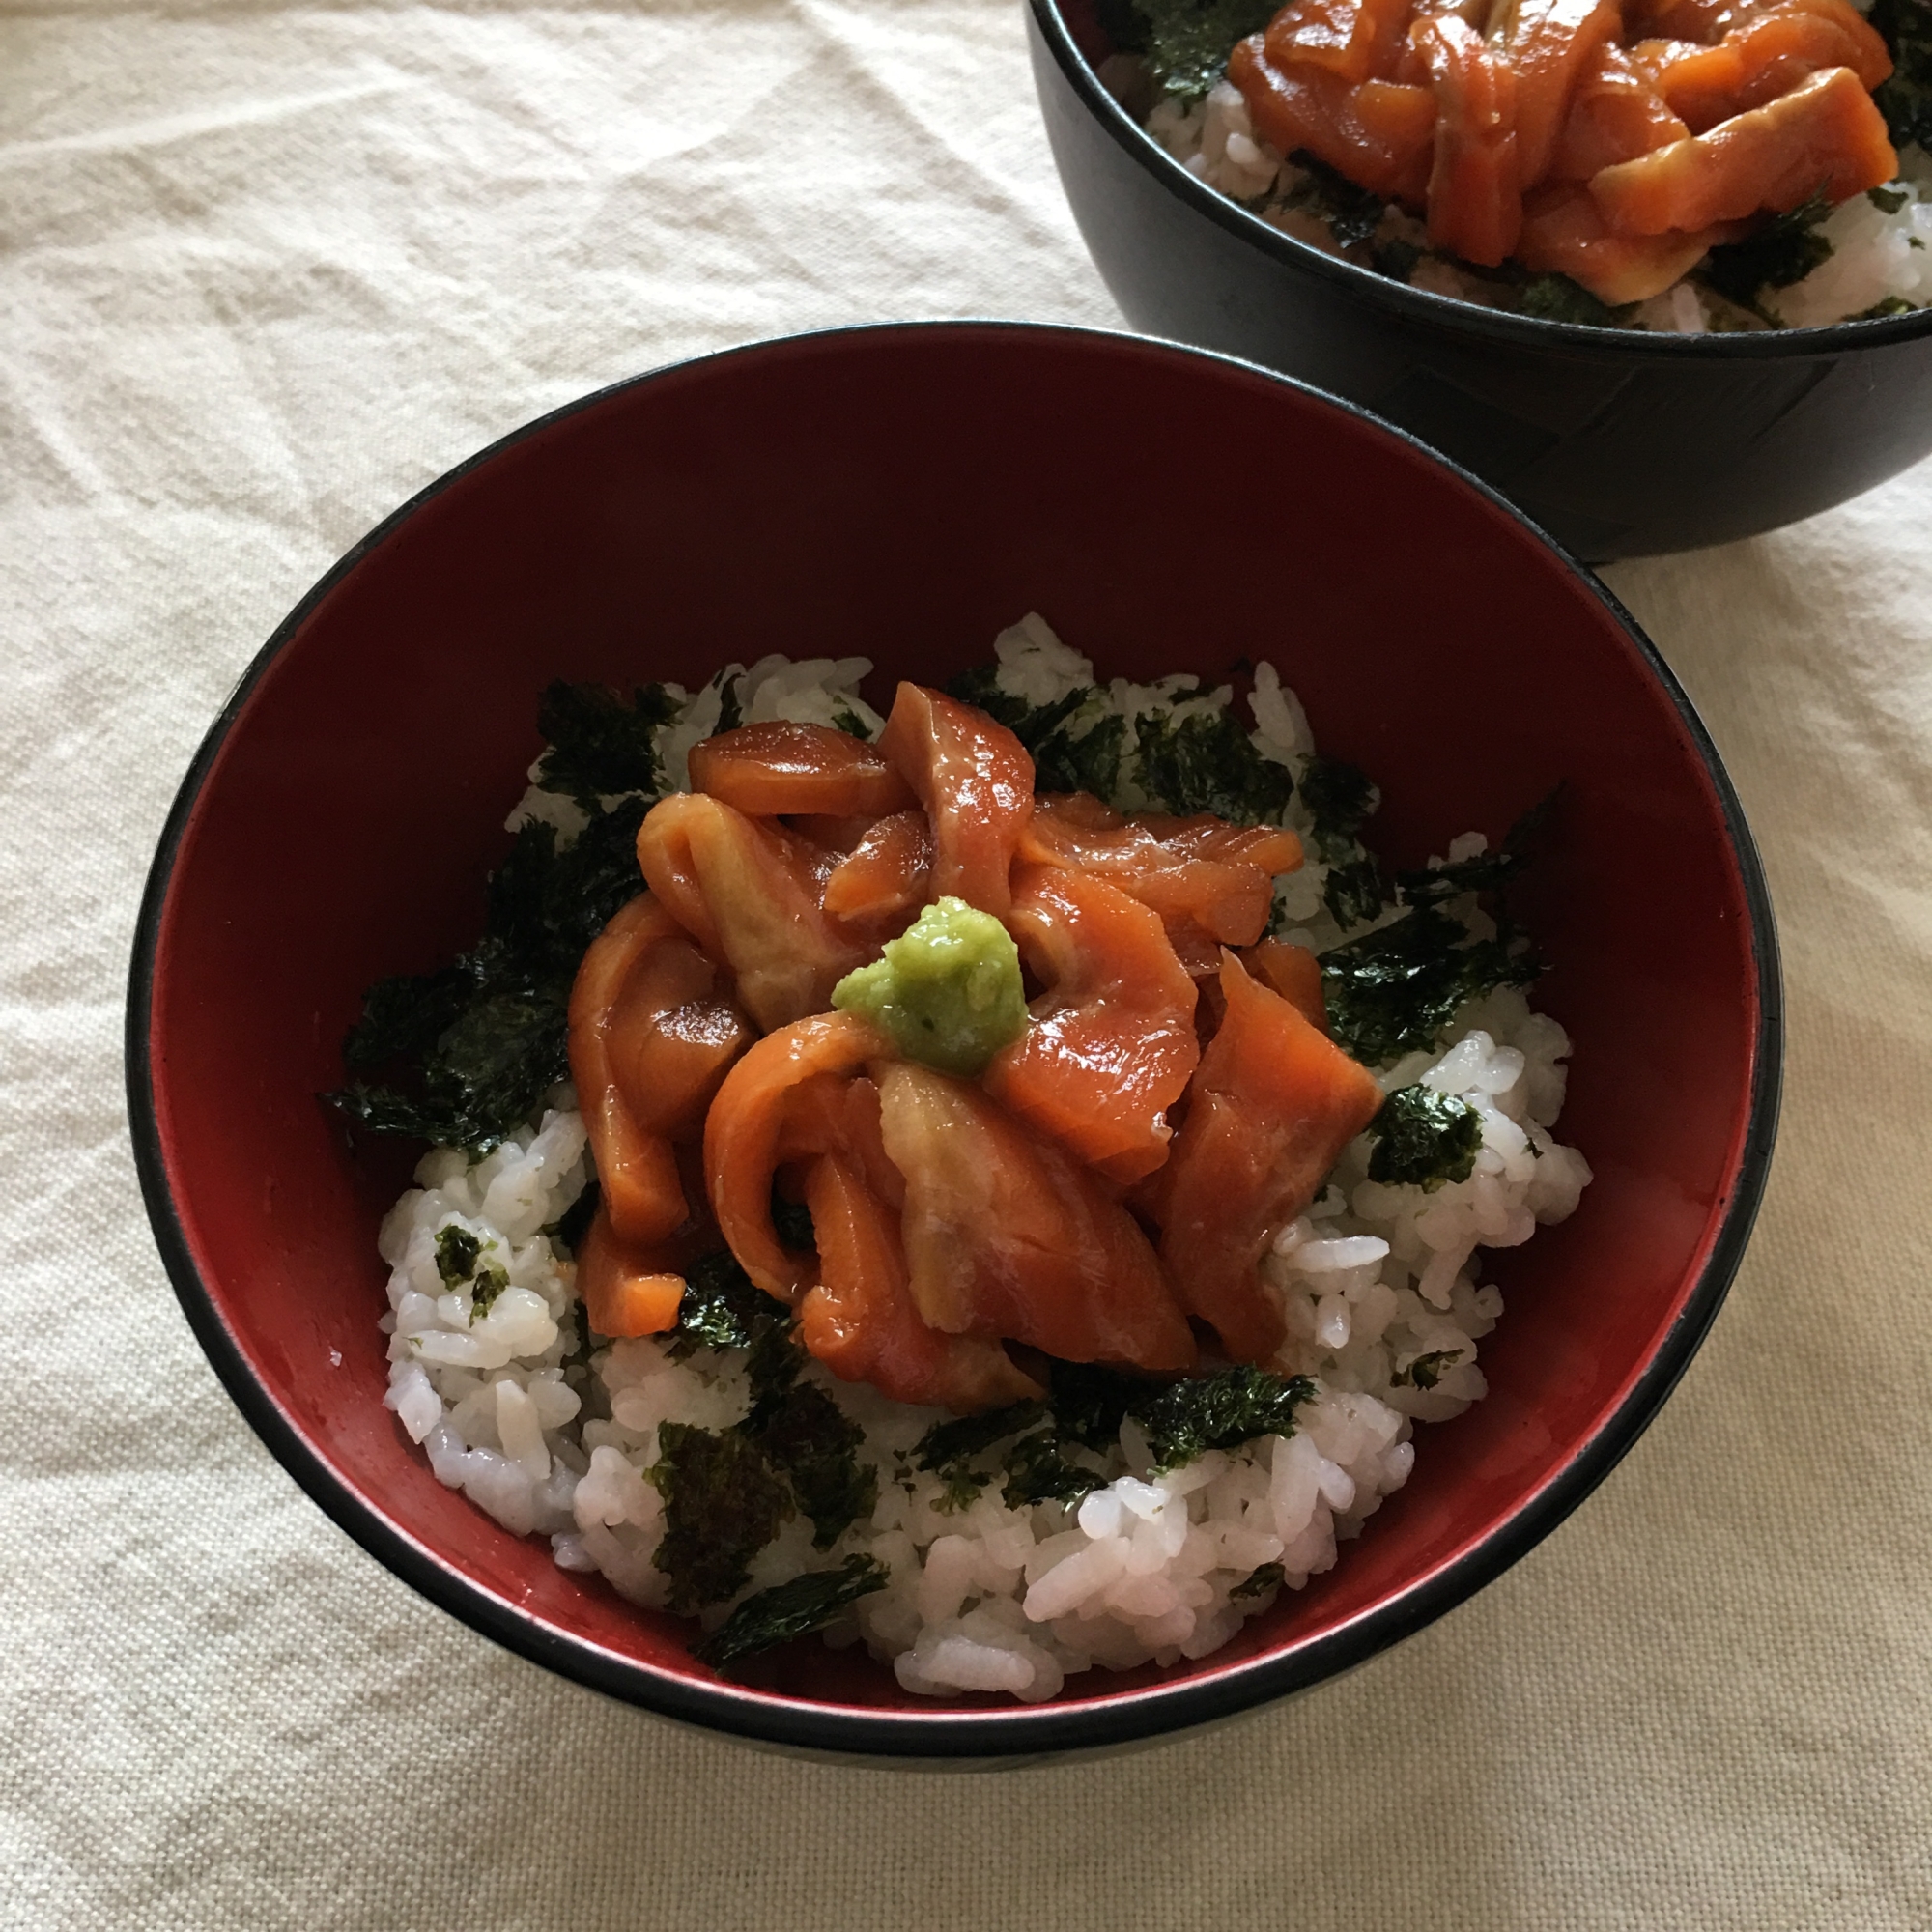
[1031,0,1932,356]
[125,321,1784,1760]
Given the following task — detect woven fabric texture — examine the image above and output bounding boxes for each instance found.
[2,2,1929,1926]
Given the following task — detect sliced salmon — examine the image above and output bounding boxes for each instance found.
[704,1010,892,1301]
[1496,0,1627,185]
[1240,938,1329,1032]
[821,810,933,924]
[984,866,1200,1185]
[576,1206,687,1339]
[1412,13,1525,265]
[687,721,916,819]
[775,1071,904,1208]
[1263,0,1417,84]
[637,791,874,1032]
[1157,951,1384,1364]
[876,1061,1198,1372]
[800,1156,1044,1412]
[1231,34,1438,202]
[876,684,1034,920]
[1590,63,1896,234]
[568,895,746,1245]
[1518,179,1729,297]
[1634,0,1889,129]
[1020,792,1300,973]
[1551,42,1692,180]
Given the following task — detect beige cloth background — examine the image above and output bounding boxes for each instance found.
[3,1,1930,1925]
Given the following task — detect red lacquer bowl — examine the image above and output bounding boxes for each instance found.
[128,323,1780,1762]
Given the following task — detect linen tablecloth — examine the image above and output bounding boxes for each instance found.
[4,3,1929,1925]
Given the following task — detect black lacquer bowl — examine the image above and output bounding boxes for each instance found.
[1028,0,1932,559]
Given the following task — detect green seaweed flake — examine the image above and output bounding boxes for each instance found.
[1367,1086,1485,1190]
[749,1382,878,1550]
[1133,706,1294,823]
[329,789,651,1150]
[1395,1348,1466,1390]
[1134,1366,1318,1473]
[1230,1560,1285,1601]
[1296,756,1378,859]
[532,679,678,810]
[1698,195,1834,318]
[649,1423,794,1614]
[696,1554,891,1669]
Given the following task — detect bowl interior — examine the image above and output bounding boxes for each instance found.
[136,325,1769,1748]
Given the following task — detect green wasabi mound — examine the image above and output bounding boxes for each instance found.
[832,895,1029,1077]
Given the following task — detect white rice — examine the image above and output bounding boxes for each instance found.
[373,619,1592,1698]
[1129,63,1932,331]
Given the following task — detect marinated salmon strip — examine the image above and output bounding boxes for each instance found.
[1550,43,1691,181]
[1231,35,1437,201]
[1020,792,1300,972]
[800,1156,1044,1412]
[984,866,1200,1185]
[877,1061,1198,1372]
[1495,0,1626,185]
[1632,0,1889,130]
[704,1009,891,1300]
[637,792,874,1031]
[569,895,749,1245]
[775,1070,904,1208]
[1518,179,1729,298]
[575,1207,687,1339]
[1240,938,1329,1032]
[1590,63,1896,235]
[1263,0,1417,83]
[821,810,933,923]
[1157,952,1384,1364]
[687,721,916,819]
[876,684,1034,920]
[1412,13,1524,266]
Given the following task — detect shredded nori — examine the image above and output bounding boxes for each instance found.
[328,778,653,1150]
[1518,272,1639,329]
[1367,1086,1485,1190]
[1697,195,1835,318]
[1096,0,1277,98]
[1134,706,1295,823]
[1321,855,1388,930]
[696,1554,892,1668]
[649,1422,795,1615]
[668,1250,781,1358]
[748,1382,878,1550]
[1230,1560,1285,1600]
[1283,150,1387,247]
[1133,1366,1318,1473]
[1873,0,1932,149]
[531,679,678,810]
[1297,756,1377,861]
[1395,1348,1466,1390]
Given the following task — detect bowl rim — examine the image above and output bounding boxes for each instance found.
[1029,0,1932,357]
[126,318,1783,1760]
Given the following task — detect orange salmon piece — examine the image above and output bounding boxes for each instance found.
[637,791,873,1031]
[1157,951,1384,1364]
[877,1061,1198,1372]
[1020,792,1301,973]
[775,1071,904,1208]
[1551,43,1691,180]
[569,895,750,1245]
[800,1156,1044,1413]
[1412,13,1524,266]
[1263,0,1415,83]
[1591,63,1896,234]
[1497,0,1626,185]
[575,1207,687,1338]
[984,866,1200,1185]
[1241,939,1329,1032]
[876,684,1034,920]
[704,1010,891,1301]
[1231,35,1437,201]
[1518,179,1729,297]
[821,810,933,923]
[1635,1,1889,128]
[688,721,915,819]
